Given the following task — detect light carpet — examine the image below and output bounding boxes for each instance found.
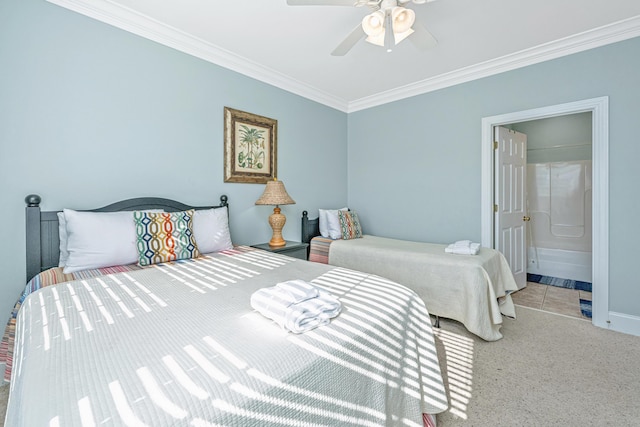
[434,305,640,426]
[1,306,639,426]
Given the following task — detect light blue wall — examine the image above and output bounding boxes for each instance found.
[0,0,347,325]
[510,112,592,163]
[348,36,640,318]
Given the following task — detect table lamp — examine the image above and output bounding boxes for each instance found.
[255,179,296,247]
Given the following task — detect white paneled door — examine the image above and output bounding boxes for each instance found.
[494,126,527,289]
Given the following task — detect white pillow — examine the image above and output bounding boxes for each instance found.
[319,207,348,240]
[62,209,160,274]
[58,209,164,271]
[192,208,233,254]
[57,211,69,267]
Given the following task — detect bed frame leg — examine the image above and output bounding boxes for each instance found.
[433,315,440,328]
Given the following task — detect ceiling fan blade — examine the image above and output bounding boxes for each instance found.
[331,24,365,56]
[287,0,361,6]
[410,23,437,50]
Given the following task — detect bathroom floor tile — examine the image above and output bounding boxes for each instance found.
[510,283,545,309]
[511,293,543,310]
[579,290,592,301]
[544,285,579,300]
[512,282,587,320]
[542,297,583,318]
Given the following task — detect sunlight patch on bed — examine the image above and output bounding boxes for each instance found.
[119,273,167,307]
[118,284,152,313]
[341,296,405,327]
[162,355,209,400]
[95,278,137,319]
[153,268,207,293]
[80,281,115,324]
[77,396,96,427]
[198,334,393,424]
[246,367,387,420]
[184,345,230,384]
[156,262,222,290]
[109,380,149,427]
[288,335,398,386]
[203,336,247,370]
[136,366,188,419]
[228,382,384,427]
[203,256,259,277]
[210,399,325,427]
[305,330,402,376]
[316,325,401,367]
[38,293,50,350]
[222,247,294,270]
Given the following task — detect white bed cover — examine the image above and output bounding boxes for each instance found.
[328,236,518,341]
[6,247,448,426]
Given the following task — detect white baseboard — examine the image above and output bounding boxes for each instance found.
[605,311,640,337]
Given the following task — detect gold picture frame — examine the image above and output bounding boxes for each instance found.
[224,107,277,183]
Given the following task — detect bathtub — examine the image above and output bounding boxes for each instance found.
[527,246,592,283]
[526,160,592,283]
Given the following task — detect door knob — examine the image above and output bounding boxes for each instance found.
[523,216,531,222]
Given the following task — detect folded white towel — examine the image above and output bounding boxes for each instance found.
[250,281,341,333]
[445,241,480,255]
[275,279,319,304]
[452,240,472,248]
[283,291,341,333]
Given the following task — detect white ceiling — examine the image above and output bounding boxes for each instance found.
[48,0,640,112]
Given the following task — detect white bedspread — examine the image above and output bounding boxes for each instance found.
[328,236,518,341]
[6,247,448,426]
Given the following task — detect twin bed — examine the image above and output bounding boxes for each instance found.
[2,195,449,426]
[301,211,518,342]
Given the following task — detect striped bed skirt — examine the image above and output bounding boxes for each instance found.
[308,236,334,264]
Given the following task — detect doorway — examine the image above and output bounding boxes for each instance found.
[502,115,593,318]
[480,97,609,329]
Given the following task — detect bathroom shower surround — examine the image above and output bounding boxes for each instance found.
[527,160,592,282]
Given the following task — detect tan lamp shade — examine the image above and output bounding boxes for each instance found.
[255,180,296,247]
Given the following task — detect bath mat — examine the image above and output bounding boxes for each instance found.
[527,273,592,292]
[580,299,592,318]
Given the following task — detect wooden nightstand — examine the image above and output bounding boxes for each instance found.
[251,241,309,260]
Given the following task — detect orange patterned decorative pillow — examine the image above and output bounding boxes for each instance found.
[133,210,200,266]
[338,210,363,240]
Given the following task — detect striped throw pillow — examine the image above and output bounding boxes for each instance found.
[338,210,363,240]
[134,210,200,266]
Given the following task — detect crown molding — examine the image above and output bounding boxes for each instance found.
[348,15,640,112]
[47,1,639,113]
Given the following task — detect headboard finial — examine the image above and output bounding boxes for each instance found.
[25,194,41,207]
[302,210,308,218]
[220,195,228,206]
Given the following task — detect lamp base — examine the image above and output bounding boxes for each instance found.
[268,206,287,247]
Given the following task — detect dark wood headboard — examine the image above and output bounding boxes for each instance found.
[25,194,228,282]
[301,210,320,244]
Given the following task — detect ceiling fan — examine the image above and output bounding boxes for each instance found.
[287,0,438,56]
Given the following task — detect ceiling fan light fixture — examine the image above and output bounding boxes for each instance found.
[391,6,415,34]
[384,11,394,52]
[362,10,385,37]
[361,4,422,52]
[393,27,414,44]
[365,34,385,47]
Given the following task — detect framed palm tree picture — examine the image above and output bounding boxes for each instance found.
[224,107,277,183]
